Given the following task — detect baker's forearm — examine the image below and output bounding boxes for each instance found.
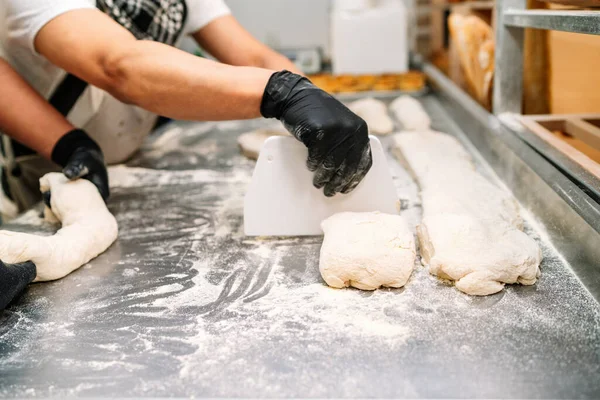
[260,51,303,75]
[0,59,72,159]
[192,15,303,75]
[104,41,273,121]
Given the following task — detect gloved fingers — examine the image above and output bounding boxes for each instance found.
[0,259,36,272]
[0,260,37,310]
[306,147,321,172]
[6,260,36,270]
[306,123,354,172]
[341,144,373,194]
[312,154,339,189]
[86,173,110,202]
[63,162,89,180]
[324,163,352,197]
[61,149,110,201]
[325,145,365,196]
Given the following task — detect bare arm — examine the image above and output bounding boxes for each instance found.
[0,59,73,159]
[192,15,302,74]
[35,9,275,121]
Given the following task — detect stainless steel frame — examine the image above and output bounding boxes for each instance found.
[492,0,600,258]
[493,0,600,114]
[492,0,525,114]
[504,9,600,34]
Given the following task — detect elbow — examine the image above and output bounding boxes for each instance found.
[98,45,140,105]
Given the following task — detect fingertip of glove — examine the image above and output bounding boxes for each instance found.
[62,167,78,179]
[100,188,110,202]
[87,176,110,202]
[313,181,325,190]
[324,187,338,197]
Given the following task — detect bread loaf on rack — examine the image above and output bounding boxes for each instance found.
[448,13,495,109]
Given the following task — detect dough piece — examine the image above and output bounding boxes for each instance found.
[347,97,394,135]
[238,128,291,160]
[390,96,431,131]
[0,173,118,282]
[393,131,542,296]
[319,212,416,290]
[394,130,522,228]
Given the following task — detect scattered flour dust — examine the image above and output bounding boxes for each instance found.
[108,165,249,189]
[145,123,216,155]
[254,283,411,340]
[128,233,416,384]
[8,209,47,227]
[103,132,419,380]
[177,280,413,381]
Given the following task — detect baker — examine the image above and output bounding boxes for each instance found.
[0,1,372,309]
[0,0,372,214]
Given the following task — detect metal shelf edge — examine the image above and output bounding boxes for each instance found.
[504,9,600,35]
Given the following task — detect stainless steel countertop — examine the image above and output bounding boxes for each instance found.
[1,94,599,399]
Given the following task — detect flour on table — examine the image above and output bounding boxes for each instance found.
[393,131,542,296]
[238,128,291,160]
[347,97,395,135]
[0,173,118,282]
[390,96,431,131]
[319,212,416,290]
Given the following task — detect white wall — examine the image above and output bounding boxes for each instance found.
[225,0,331,56]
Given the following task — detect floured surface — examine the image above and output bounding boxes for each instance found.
[0,96,599,399]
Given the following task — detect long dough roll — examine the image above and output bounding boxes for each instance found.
[393,131,542,296]
[0,173,118,282]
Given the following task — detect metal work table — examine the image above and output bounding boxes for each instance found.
[1,88,599,398]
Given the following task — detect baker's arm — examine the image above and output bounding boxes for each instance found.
[0,58,71,159]
[35,9,273,121]
[0,59,109,199]
[192,15,303,74]
[35,9,371,195]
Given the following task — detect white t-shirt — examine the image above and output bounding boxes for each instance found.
[0,0,231,164]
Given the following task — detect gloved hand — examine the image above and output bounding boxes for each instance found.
[0,260,36,310]
[261,71,372,197]
[51,129,109,201]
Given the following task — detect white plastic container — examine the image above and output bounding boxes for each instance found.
[331,0,409,75]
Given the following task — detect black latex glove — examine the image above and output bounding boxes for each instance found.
[51,129,109,201]
[0,260,36,310]
[261,71,372,197]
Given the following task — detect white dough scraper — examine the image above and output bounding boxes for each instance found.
[244,135,398,236]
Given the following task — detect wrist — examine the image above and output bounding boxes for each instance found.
[260,70,308,119]
[51,129,102,167]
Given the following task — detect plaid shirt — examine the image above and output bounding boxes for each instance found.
[96,0,188,46]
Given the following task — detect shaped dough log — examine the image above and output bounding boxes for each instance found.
[0,173,118,282]
[347,97,395,135]
[390,96,431,131]
[395,131,523,228]
[238,128,291,160]
[320,212,416,290]
[393,131,542,296]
